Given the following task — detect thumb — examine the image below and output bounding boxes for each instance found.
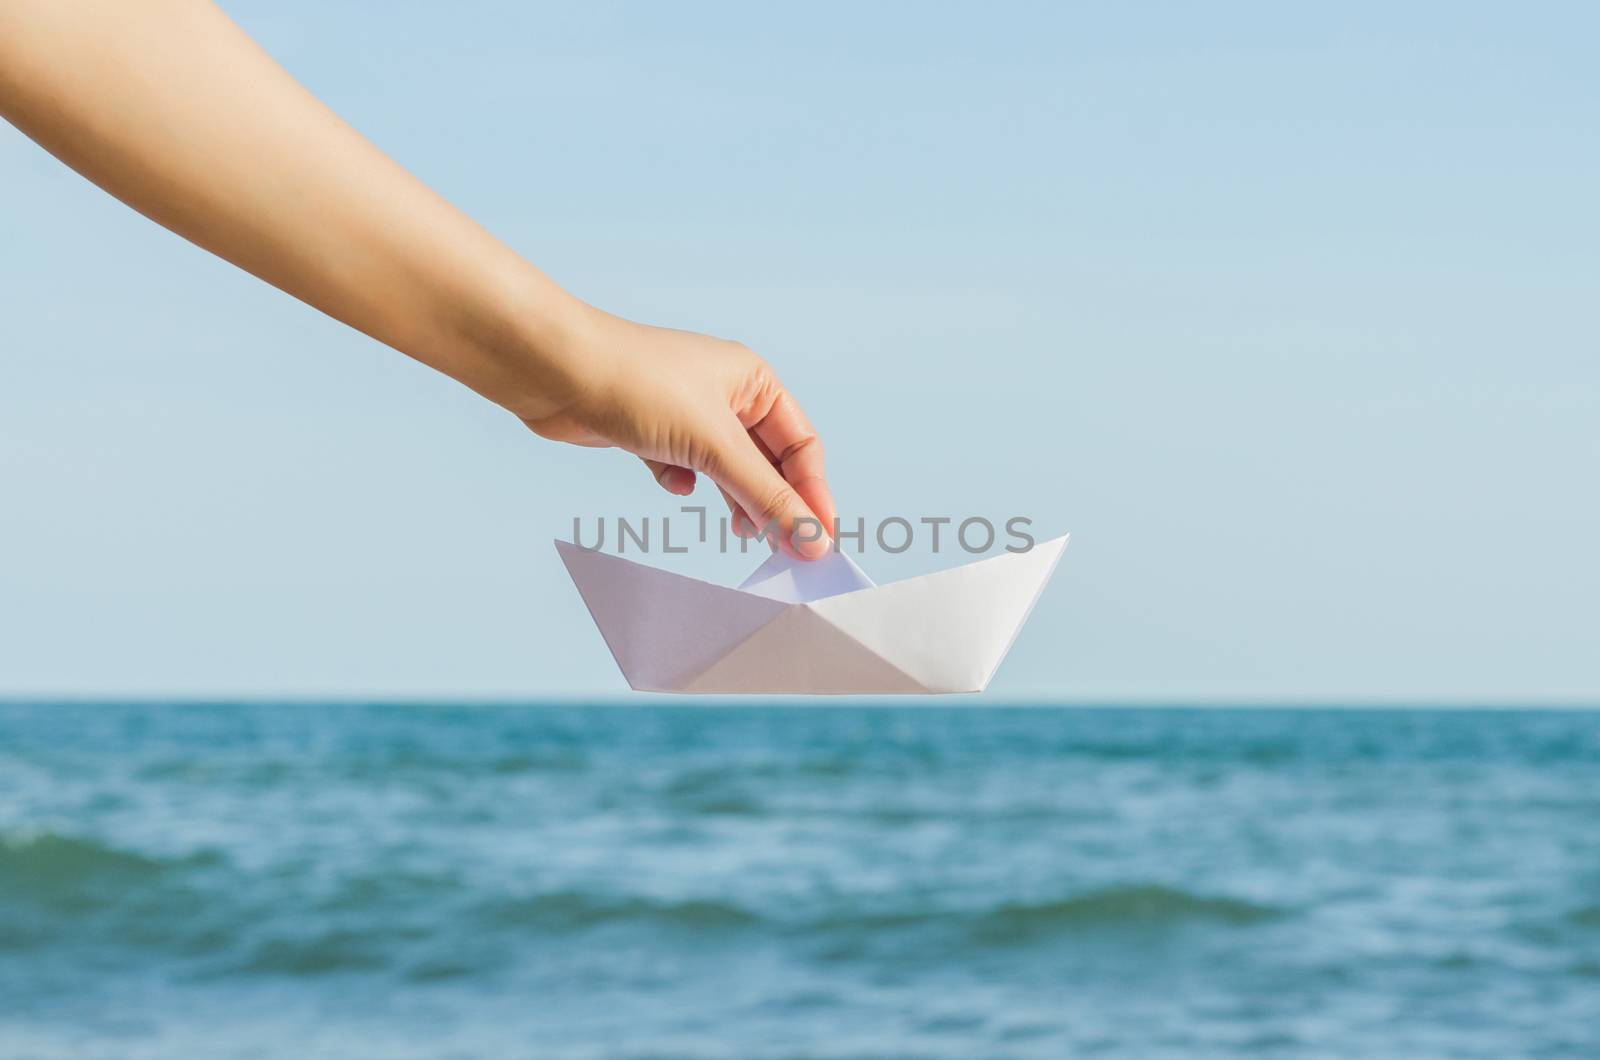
[706,427,831,559]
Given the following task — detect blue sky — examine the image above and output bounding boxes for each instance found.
[2,2,1596,701]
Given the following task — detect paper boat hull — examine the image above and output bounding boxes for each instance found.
[555,535,1067,695]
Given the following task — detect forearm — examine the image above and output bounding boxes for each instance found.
[0,0,586,416]
[1,0,839,552]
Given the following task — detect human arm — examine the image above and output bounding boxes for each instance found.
[0,0,835,555]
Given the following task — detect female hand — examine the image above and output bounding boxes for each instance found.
[520,308,837,559]
[0,0,837,560]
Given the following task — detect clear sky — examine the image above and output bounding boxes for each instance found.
[2,2,1596,701]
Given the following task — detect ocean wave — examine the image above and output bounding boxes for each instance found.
[0,831,217,896]
[230,928,397,977]
[0,831,1281,951]
[970,884,1284,938]
[0,830,228,953]
[797,884,1283,944]
[471,883,1282,942]
[1512,903,1600,948]
[133,747,590,787]
[1566,904,1600,928]
[479,890,761,931]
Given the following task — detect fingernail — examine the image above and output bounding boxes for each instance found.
[795,532,830,560]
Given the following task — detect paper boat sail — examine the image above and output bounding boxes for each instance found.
[555,534,1068,695]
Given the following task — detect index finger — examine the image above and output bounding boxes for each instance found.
[747,388,838,535]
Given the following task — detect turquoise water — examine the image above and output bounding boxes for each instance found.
[1,703,1597,1058]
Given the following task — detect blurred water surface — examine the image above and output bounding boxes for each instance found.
[1,702,1597,1058]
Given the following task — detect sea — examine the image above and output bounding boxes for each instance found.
[1,702,1596,1059]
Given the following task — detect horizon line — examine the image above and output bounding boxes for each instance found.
[1,694,1597,712]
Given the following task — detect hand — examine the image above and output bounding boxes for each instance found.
[521,306,837,559]
[0,0,837,559]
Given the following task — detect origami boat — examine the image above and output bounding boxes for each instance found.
[555,534,1068,694]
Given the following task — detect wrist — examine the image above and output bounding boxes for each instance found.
[477,274,613,423]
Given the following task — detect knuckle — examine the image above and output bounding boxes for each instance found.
[692,441,729,479]
[757,481,799,520]
[777,432,822,466]
[719,338,756,367]
[733,343,773,380]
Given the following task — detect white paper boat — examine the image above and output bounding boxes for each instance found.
[555,534,1068,695]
